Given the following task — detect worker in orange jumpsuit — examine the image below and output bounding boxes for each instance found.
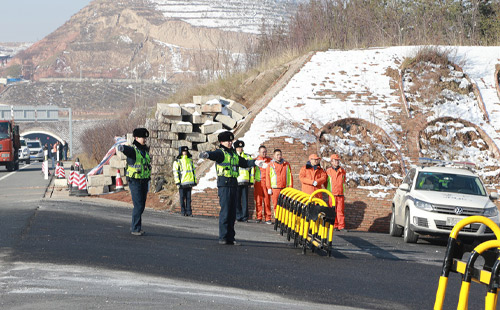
[253,145,272,223]
[265,149,293,221]
[326,154,347,231]
[299,153,327,198]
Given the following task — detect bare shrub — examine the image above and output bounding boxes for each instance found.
[81,113,145,164]
[402,46,452,71]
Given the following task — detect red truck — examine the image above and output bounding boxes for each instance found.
[0,120,20,171]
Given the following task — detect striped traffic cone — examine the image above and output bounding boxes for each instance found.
[76,165,89,197]
[115,169,124,192]
[59,162,66,179]
[68,165,74,191]
[70,165,79,196]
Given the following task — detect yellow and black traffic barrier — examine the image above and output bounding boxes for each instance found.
[274,188,336,256]
[434,216,500,310]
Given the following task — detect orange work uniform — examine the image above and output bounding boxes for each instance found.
[254,155,272,221]
[326,166,347,229]
[265,159,293,214]
[299,162,327,198]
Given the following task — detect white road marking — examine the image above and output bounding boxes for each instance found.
[0,163,33,182]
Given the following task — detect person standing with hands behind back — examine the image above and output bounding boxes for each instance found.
[199,131,267,245]
[253,145,272,223]
[234,140,254,223]
[173,146,197,216]
[326,154,347,231]
[117,128,151,236]
[299,153,327,198]
[266,149,293,223]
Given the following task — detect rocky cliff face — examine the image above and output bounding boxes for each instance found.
[4,0,299,83]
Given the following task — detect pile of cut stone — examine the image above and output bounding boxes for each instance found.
[146,95,249,183]
[86,134,132,195]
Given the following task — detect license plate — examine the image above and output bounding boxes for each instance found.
[447,217,462,226]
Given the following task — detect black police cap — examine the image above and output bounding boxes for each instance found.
[133,128,149,138]
[218,131,234,142]
[234,140,245,148]
[180,146,189,152]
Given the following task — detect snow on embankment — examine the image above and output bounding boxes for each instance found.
[196,47,411,192]
[195,46,500,192]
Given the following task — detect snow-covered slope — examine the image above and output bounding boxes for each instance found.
[149,0,301,33]
[196,46,500,191]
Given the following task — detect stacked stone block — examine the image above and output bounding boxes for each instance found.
[86,134,132,195]
[146,96,249,187]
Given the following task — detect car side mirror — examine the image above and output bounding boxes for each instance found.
[399,183,410,191]
[490,192,499,201]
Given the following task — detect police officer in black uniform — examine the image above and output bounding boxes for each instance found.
[117,128,151,236]
[199,131,266,245]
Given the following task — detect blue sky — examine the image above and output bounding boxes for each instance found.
[0,0,92,42]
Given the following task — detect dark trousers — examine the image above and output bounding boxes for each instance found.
[129,179,149,232]
[218,186,238,242]
[236,185,249,221]
[179,187,192,215]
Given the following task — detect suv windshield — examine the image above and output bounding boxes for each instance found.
[27,142,41,149]
[415,171,486,196]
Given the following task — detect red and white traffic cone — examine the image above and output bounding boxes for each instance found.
[55,162,63,179]
[70,165,79,196]
[58,162,66,179]
[115,169,124,192]
[74,157,80,170]
[68,165,74,191]
[76,165,89,196]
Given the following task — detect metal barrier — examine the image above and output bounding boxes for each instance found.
[274,188,336,256]
[434,216,500,310]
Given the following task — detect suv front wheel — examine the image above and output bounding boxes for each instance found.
[404,209,419,243]
[389,206,403,237]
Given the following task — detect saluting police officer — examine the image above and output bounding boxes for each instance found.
[199,131,266,245]
[117,128,151,236]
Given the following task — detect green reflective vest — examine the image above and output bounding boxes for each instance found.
[173,156,196,186]
[237,152,254,184]
[126,146,151,179]
[216,149,239,178]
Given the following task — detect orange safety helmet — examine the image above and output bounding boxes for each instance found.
[330,154,341,161]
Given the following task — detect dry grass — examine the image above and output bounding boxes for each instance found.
[402,46,472,105]
[72,152,99,171]
[162,52,294,107]
[401,46,452,71]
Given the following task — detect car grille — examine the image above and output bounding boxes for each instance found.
[415,217,429,228]
[30,150,39,155]
[433,204,483,216]
[434,220,480,232]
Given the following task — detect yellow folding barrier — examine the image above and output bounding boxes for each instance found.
[434,216,500,310]
[273,188,336,256]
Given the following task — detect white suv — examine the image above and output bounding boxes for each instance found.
[390,160,500,243]
[18,138,30,164]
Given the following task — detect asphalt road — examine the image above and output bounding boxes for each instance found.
[0,162,490,309]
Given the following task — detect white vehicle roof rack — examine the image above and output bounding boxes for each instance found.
[418,157,476,170]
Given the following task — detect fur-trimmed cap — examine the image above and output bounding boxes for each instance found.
[133,128,149,138]
[233,140,245,148]
[218,131,234,142]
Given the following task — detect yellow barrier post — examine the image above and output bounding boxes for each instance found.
[485,257,500,310]
[457,240,500,310]
[434,216,500,310]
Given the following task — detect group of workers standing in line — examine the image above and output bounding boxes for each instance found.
[120,127,347,245]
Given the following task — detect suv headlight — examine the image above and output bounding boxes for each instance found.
[414,199,434,211]
[484,206,499,217]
